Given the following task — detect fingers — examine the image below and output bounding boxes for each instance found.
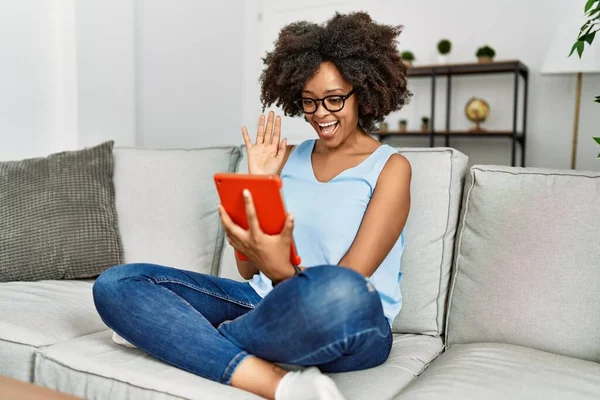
[277,138,287,159]
[241,126,252,148]
[272,115,281,147]
[226,233,243,250]
[218,205,247,240]
[242,189,262,235]
[256,114,266,144]
[281,213,294,237]
[264,111,275,144]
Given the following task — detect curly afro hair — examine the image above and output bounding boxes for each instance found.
[259,11,411,132]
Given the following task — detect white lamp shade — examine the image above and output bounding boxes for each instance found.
[541,12,600,75]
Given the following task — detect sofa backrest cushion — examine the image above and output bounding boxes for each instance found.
[446,165,600,362]
[114,146,241,275]
[219,146,469,337]
[391,148,468,335]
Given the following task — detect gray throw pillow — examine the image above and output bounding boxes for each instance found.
[0,141,124,282]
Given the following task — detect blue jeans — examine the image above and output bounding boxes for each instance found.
[93,264,392,385]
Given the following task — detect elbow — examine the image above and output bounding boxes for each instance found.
[239,271,255,280]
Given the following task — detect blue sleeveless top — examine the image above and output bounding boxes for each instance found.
[249,139,405,325]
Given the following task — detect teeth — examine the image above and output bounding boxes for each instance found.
[318,121,337,127]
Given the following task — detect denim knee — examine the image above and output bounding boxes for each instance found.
[92,263,151,306]
[296,265,383,326]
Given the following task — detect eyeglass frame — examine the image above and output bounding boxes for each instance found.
[295,89,356,114]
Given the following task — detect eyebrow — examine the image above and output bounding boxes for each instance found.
[302,88,345,95]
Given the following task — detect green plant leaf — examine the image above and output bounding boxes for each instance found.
[569,41,580,57]
[595,95,600,103]
[575,40,585,57]
[587,3,600,16]
[594,137,600,145]
[579,24,594,41]
[585,0,597,13]
[585,30,597,44]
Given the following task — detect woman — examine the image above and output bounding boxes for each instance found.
[93,11,411,400]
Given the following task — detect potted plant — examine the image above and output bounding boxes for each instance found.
[401,51,415,67]
[399,119,408,132]
[437,39,452,64]
[476,45,496,63]
[380,121,389,133]
[421,116,430,132]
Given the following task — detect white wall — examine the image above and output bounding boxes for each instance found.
[135,0,244,148]
[0,0,243,162]
[0,1,66,161]
[75,0,136,148]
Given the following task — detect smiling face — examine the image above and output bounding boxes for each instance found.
[301,61,361,148]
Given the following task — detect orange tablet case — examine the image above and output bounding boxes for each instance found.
[214,173,302,266]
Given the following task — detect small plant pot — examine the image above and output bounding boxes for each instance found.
[380,122,388,133]
[478,56,494,64]
[438,55,448,64]
[399,121,407,132]
[421,123,429,132]
[403,60,413,68]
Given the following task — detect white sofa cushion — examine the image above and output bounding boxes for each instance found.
[34,330,442,400]
[395,343,600,400]
[391,148,467,335]
[447,165,600,362]
[113,146,241,275]
[219,147,469,336]
[330,334,443,400]
[0,280,106,381]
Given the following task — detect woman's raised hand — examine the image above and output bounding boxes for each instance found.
[242,111,287,176]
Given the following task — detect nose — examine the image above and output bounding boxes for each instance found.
[314,101,330,119]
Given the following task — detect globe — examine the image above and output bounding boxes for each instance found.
[465,97,490,132]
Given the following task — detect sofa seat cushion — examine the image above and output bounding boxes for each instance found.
[0,280,107,381]
[330,334,444,400]
[35,331,442,400]
[395,343,600,400]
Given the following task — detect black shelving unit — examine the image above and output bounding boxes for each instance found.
[373,60,529,167]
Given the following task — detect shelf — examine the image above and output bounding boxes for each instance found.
[376,130,523,138]
[407,60,528,78]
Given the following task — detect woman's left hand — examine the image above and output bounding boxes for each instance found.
[218,189,296,283]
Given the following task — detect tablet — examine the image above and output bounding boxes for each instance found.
[214,173,302,266]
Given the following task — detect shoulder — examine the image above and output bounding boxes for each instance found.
[283,144,297,162]
[277,144,298,175]
[377,152,412,187]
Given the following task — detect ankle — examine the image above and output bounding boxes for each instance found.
[230,356,287,400]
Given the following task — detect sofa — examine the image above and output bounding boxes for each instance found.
[1,144,599,400]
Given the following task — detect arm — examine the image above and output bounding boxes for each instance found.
[235,258,259,280]
[338,154,411,277]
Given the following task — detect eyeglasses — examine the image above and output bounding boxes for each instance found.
[295,89,355,114]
